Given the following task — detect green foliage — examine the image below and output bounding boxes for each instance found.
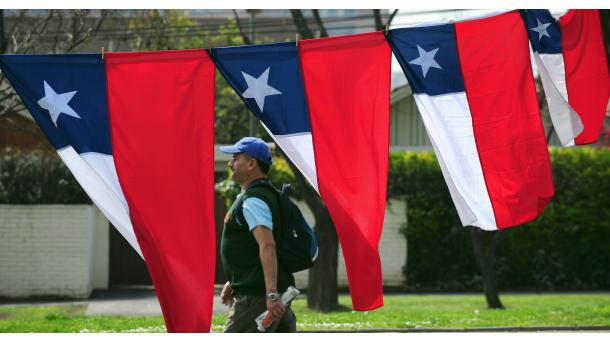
[215,152,299,208]
[127,10,204,51]
[393,147,610,291]
[0,148,89,204]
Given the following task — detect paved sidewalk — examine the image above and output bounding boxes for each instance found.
[86,289,230,316]
[0,286,230,317]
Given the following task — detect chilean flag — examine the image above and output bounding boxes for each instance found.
[388,11,555,230]
[522,9,609,145]
[212,32,391,311]
[0,50,216,332]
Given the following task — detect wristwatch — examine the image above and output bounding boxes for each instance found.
[266,292,281,301]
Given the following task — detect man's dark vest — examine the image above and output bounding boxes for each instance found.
[220,180,295,296]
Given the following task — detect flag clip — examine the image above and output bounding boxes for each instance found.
[296,33,299,47]
[385,24,389,36]
[101,47,104,60]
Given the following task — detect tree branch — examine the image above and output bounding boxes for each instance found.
[386,9,399,27]
[290,9,314,39]
[312,10,328,38]
[231,10,252,45]
[373,9,383,31]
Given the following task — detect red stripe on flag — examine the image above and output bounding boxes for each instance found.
[299,32,390,311]
[455,11,555,229]
[561,10,610,145]
[105,50,216,332]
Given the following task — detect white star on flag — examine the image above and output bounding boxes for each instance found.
[530,18,552,41]
[37,80,81,127]
[241,67,282,112]
[409,45,442,78]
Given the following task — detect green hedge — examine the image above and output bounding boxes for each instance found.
[0,148,89,204]
[392,147,610,291]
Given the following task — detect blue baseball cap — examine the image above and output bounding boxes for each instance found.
[219,137,272,164]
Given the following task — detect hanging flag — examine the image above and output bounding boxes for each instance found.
[299,32,390,311]
[212,32,391,311]
[522,10,610,146]
[520,9,585,146]
[0,50,216,332]
[559,10,609,144]
[210,42,318,191]
[0,54,139,255]
[388,10,555,230]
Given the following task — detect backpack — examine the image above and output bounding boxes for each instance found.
[236,179,318,273]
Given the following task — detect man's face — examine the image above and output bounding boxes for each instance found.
[228,153,255,184]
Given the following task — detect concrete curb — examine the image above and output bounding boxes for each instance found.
[300,326,610,333]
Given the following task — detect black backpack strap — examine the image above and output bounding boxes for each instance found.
[234,179,282,233]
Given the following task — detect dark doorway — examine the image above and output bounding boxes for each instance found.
[109,224,152,287]
[214,192,228,284]
[108,191,229,287]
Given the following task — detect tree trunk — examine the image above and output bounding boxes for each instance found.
[276,148,340,311]
[306,203,339,311]
[470,227,504,309]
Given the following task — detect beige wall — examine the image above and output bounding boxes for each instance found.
[293,199,407,289]
[0,200,406,297]
[0,205,108,298]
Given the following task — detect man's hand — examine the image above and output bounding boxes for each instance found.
[266,299,285,321]
[220,281,234,306]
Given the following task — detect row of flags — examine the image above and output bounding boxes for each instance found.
[0,9,607,332]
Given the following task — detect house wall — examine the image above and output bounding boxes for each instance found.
[390,94,432,147]
[0,205,108,298]
[293,199,407,289]
[0,199,407,297]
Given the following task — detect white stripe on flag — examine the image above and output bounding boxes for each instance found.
[414,93,497,230]
[260,122,319,193]
[57,146,142,257]
[536,53,584,146]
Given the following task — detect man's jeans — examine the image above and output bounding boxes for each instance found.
[224,294,297,333]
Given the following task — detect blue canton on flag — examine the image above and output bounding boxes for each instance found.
[520,10,562,54]
[212,41,319,192]
[387,24,465,96]
[0,53,141,256]
[211,42,310,135]
[0,54,112,155]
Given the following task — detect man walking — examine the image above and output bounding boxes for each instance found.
[219,137,297,333]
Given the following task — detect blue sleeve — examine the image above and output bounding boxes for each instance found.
[242,197,273,231]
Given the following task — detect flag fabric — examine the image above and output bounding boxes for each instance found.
[388,10,555,230]
[210,42,318,191]
[0,54,140,255]
[559,10,609,144]
[0,50,217,332]
[520,9,584,146]
[521,10,610,146]
[104,50,216,332]
[298,32,390,310]
[212,32,391,311]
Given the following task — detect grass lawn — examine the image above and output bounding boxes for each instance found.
[0,293,609,332]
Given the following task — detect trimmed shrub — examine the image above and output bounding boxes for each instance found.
[392,147,610,291]
[0,148,89,204]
